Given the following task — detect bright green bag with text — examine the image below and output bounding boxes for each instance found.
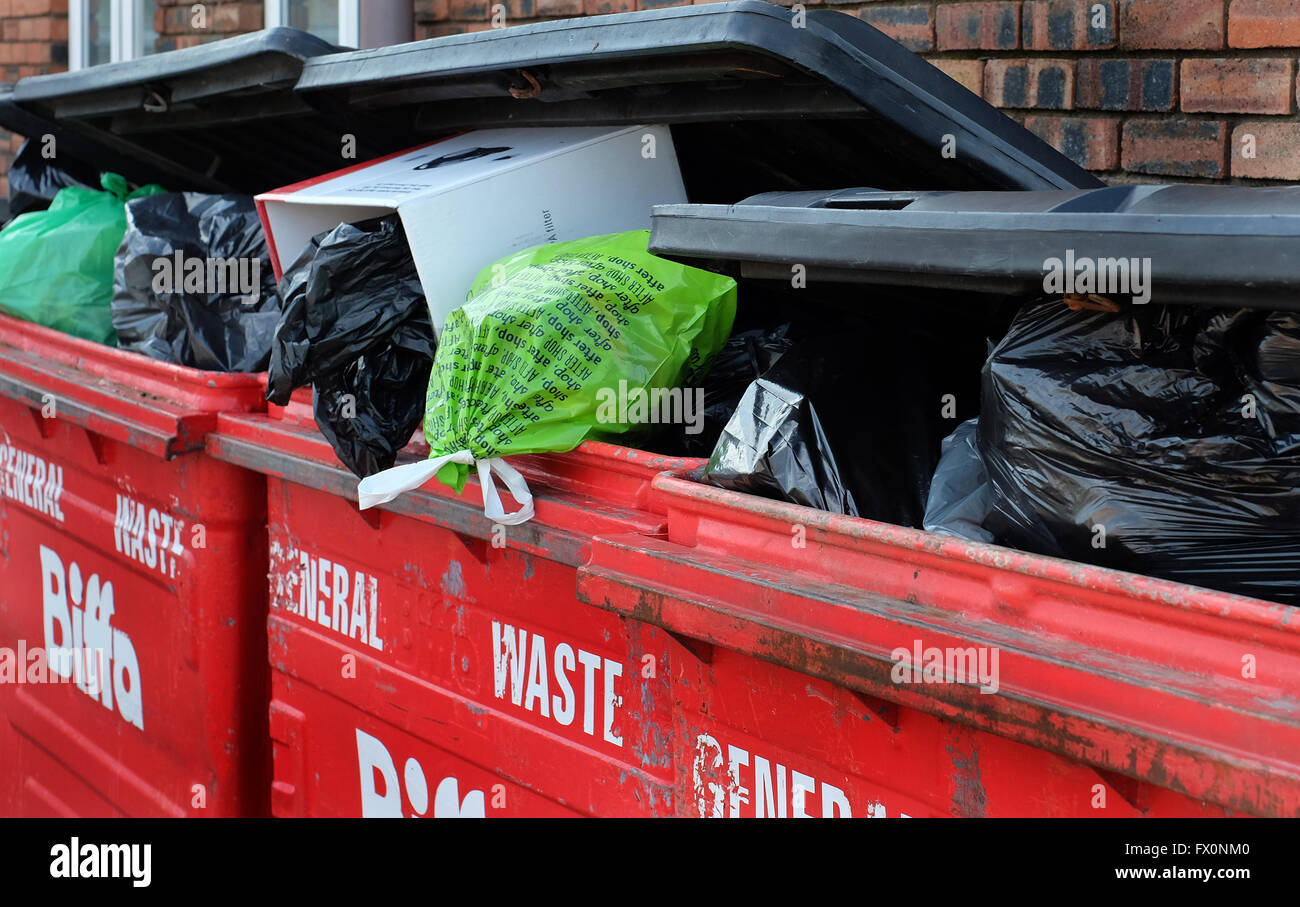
[0,173,165,345]
[358,230,736,523]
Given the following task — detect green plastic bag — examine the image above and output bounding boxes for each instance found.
[0,173,164,344]
[358,230,737,522]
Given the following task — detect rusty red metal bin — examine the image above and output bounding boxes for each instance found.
[212,390,1300,818]
[211,394,689,817]
[0,314,272,817]
[581,474,1300,817]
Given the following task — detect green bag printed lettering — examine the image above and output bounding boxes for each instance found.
[0,173,165,345]
[358,230,736,522]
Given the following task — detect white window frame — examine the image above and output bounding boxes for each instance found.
[264,0,360,47]
[69,0,361,70]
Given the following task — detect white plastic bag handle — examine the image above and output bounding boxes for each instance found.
[475,457,535,525]
[356,449,535,525]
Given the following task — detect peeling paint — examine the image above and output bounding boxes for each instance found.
[946,740,988,818]
[441,560,467,599]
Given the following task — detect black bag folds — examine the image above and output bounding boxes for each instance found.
[267,215,434,478]
[981,299,1300,605]
[705,315,982,527]
[112,192,280,371]
[7,139,99,219]
[676,324,793,458]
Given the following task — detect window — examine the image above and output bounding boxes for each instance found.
[266,0,360,48]
[69,0,360,70]
[70,0,159,68]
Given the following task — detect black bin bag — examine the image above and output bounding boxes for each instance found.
[7,138,99,219]
[923,417,994,543]
[673,324,793,458]
[267,215,434,478]
[112,192,280,371]
[980,299,1300,605]
[704,309,984,527]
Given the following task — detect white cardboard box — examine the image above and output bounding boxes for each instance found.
[255,124,687,335]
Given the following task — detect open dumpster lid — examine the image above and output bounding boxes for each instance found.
[294,0,1099,195]
[0,28,357,194]
[649,184,1300,309]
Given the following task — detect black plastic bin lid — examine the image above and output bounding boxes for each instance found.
[648,184,1300,309]
[1,29,362,194]
[294,0,1099,195]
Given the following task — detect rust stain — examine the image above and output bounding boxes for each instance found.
[946,738,988,818]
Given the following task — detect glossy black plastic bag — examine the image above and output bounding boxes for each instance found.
[981,299,1300,604]
[674,324,793,458]
[922,418,994,543]
[112,192,280,371]
[7,139,99,219]
[267,215,433,477]
[703,315,980,526]
[313,316,435,479]
[704,369,859,516]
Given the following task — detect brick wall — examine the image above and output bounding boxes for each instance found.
[0,0,67,196]
[154,0,264,51]
[0,0,256,195]
[418,0,1300,185]
[1,0,1298,195]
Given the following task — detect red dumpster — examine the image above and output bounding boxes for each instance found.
[637,178,1300,818]
[0,27,381,818]
[203,3,1300,819]
[210,394,689,816]
[581,476,1299,817]
[0,315,270,816]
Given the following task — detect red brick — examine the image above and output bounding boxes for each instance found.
[586,0,635,12]
[1022,0,1116,49]
[212,2,263,32]
[936,2,1020,51]
[449,0,490,18]
[933,59,986,96]
[536,0,582,13]
[19,16,53,40]
[1231,121,1300,179]
[1024,114,1120,169]
[162,5,192,31]
[984,58,1075,108]
[1120,0,1224,50]
[1122,118,1227,177]
[0,0,12,15]
[1181,58,1294,113]
[413,0,452,20]
[854,4,934,52]
[1229,0,1300,48]
[1077,58,1176,110]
